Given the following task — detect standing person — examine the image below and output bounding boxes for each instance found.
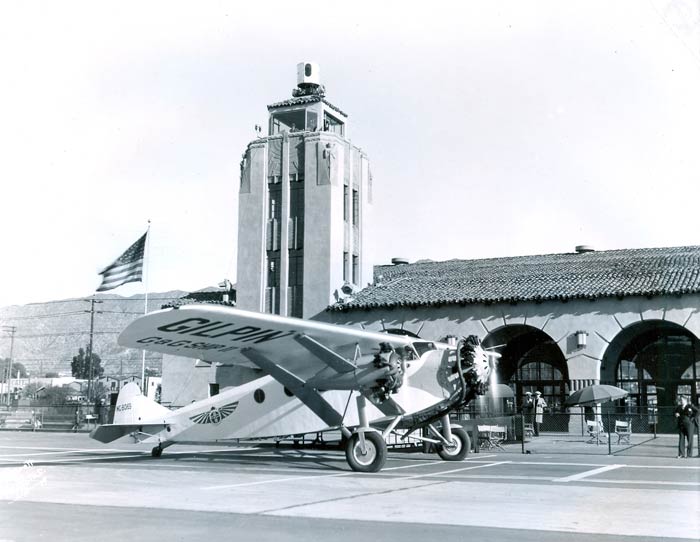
[534,391,547,436]
[674,395,699,458]
[522,391,534,432]
[72,408,80,433]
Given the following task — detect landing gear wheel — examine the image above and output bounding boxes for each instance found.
[345,431,387,473]
[437,427,470,461]
[151,445,163,458]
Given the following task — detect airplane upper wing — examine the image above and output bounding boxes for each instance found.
[118,305,426,384]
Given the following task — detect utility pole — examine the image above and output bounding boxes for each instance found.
[1,326,17,406]
[84,298,103,402]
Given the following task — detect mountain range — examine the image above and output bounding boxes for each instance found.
[0,291,194,378]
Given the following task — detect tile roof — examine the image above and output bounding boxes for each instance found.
[267,95,347,117]
[329,246,700,312]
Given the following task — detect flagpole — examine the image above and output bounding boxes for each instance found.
[141,220,151,394]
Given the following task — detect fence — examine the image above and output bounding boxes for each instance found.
[454,406,699,457]
[0,402,113,432]
[1,402,697,458]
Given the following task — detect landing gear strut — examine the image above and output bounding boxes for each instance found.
[437,427,470,461]
[344,395,388,473]
[433,415,470,461]
[345,431,387,472]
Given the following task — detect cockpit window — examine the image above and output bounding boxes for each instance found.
[411,341,436,357]
[384,328,421,339]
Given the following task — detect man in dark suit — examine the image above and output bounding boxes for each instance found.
[522,391,534,435]
[674,395,699,458]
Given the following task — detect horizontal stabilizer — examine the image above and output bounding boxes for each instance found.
[90,423,167,443]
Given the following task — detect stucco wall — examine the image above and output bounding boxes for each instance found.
[236,142,267,312]
[318,292,700,387]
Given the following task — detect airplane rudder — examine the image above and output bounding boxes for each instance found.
[113,384,142,425]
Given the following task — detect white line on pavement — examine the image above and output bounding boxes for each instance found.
[553,464,625,482]
[203,471,354,489]
[582,478,700,486]
[395,461,511,481]
[201,459,454,490]
[0,445,131,453]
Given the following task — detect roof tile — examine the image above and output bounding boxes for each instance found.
[330,246,700,311]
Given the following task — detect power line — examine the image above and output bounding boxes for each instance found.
[19,296,187,306]
[1,309,149,321]
[15,357,162,361]
[1,311,90,320]
[10,331,121,338]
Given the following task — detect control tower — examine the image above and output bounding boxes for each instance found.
[237,63,373,318]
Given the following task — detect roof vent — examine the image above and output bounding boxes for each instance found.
[391,257,409,265]
[575,245,595,254]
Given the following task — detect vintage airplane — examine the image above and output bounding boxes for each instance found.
[91,305,498,472]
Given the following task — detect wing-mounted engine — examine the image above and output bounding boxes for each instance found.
[368,342,407,402]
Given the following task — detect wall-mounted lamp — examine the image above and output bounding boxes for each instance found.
[575,330,589,349]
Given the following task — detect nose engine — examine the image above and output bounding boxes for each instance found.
[459,335,493,396]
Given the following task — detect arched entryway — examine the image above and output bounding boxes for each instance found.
[602,321,700,412]
[483,325,569,412]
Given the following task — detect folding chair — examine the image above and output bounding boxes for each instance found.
[586,420,607,444]
[478,425,506,451]
[614,420,631,444]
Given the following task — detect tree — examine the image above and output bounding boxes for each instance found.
[24,384,72,406]
[0,358,8,382]
[71,346,104,380]
[1,360,27,381]
[39,385,73,406]
[11,362,27,378]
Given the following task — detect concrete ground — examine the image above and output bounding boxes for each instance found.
[0,432,698,542]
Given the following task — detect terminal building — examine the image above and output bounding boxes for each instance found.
[163,64,700,424]
[320,246,700,421]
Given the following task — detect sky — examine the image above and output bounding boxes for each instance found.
[1,0,699,307]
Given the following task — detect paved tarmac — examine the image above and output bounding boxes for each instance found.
[0,432,698,542]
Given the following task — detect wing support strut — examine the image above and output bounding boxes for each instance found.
[294,333,356,373]
[240,348,352,439]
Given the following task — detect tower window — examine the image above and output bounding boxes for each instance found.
[352,189,359,226]
[344,185,349,222]
[352,255,359,284]
[343,251,349,282]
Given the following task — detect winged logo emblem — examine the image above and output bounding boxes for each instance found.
[189,401,239,425]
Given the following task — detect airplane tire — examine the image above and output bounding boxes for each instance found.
[151,445,163,458]
[345,431,387,473]
[437,427,470,461]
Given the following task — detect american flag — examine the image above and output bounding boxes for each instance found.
[97,232,148,292]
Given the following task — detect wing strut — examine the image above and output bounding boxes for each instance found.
[293,334,356,373]
[240,348,352,438]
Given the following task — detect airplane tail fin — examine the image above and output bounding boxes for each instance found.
[90,383,170,443]
[113,382,170,425]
